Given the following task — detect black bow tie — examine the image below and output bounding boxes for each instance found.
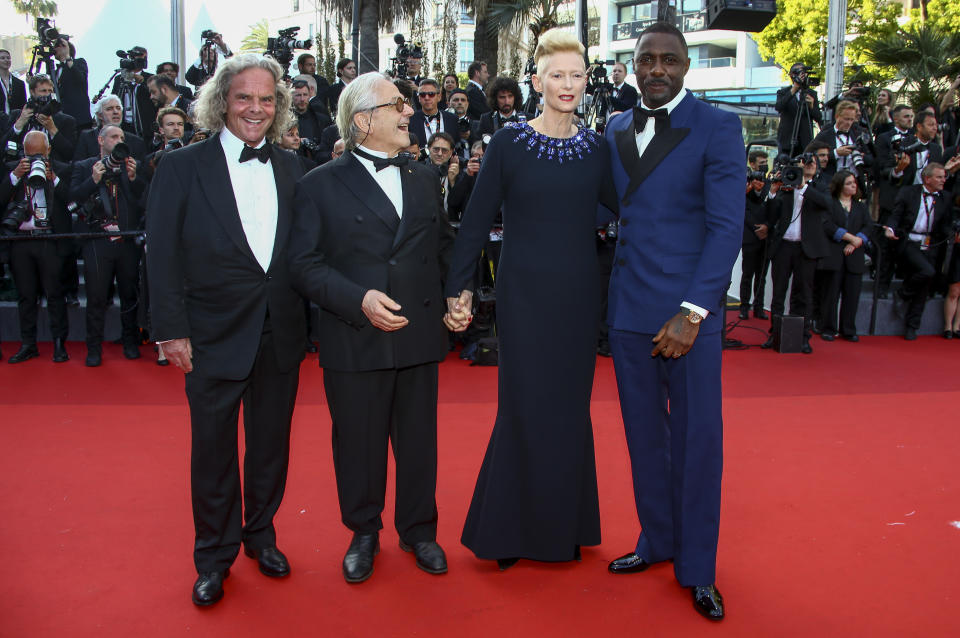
[633,107,669,134]
[353,148,412,171]
[923,190,936,199]
[239,143,271,164]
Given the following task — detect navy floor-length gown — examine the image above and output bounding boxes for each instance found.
[445,121,616,561]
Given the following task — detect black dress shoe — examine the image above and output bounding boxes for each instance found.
[801,341,813,354]
[123,343,141,359]
[8,345,39,364]
[52,338,69,362]
[597,343,612,357]
[738,308,750,320]
[753,308,769,320]
[244,545,290,577]
[692,584,724,621]
[192,568,229,606]
[842,334,859,343]
[305,341,318,353]
[608,552,653,574]
[399,540,448,574]
[760,335,775,349]
[497,557,520,571]
[944,331,954,339]
[343,532,379,583]
[85,349,102,367]
[820,331,836,342]
[157,357,170,366]
[904,327,917,341]
[953,331,960,339]
[811,323,822,335]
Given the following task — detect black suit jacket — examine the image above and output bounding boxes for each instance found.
[4,110,77,163]
[315,123,341,165]
[73,128,147,161]
[0,158,72,254]
[295,107,332,145]
[55,58,93,128]
[176,84,194,100]
[887,185,957,252]
[769,178,831,259]
[743,187,772,246]
[326,79,346,114]
[69,156,147,232]
[820,198,872,273]
[873,128,913,212]
[409,110,459,148]
[775,86,822,155]
[287,151,455,372]
[112,75,156,139]
[892,137,943,188]
[465,83,490,121]
[145,135,307,380]
[813,124,874,181]
[1,75,27,114]
[610,83,638,112]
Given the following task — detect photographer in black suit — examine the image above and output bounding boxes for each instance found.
[0,49,27,115]
[52,38,93,129]
[891,112,943,187]
[156,61,195,100]
[146,54,306,606]
[476,76,524,139]
[813,100,873,182]
[409,78,458,148]
[70,125,146,366]
[608,62,638,113]
[6,74,77,163]
[288,72,454,584]
[740,150,771,320]
[873,105,916,297]
[465,61,490,121]
[1,131,71,363]
[776,63,822,158]
[74,95,147,161]
[185,34,232,90]
[111,47,155,138]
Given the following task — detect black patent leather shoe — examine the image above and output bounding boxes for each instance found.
[904,327,917,341]
[8,345,39,364]
[608,552,653,574]
[53,338,69,362]
[801,340,813,354]
[944,331,954,340]
[343,532,379,583]
[123,343,141,359]
[85,349,102,367]
[820,331,836,342]
[842,334,859,343]
[753,307,769,320]
[244,545,290,577]
[738,308,750,320]
[399,540,448,574]
[692,584,724,621]
[760,335,775,349]
[192,568,229,606]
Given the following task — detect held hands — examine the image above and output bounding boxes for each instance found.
[651,312,700,359]
[753,223,768,240]
[843,243,856,256]
[362,289,409,332]
[443,290,473,332]
[162,338,193,372]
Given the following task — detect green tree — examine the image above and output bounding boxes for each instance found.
[908,0,960,31]
[9,0,57,17]
[241,19,269,54]
[317,0,425,74]
[753,0,901,83]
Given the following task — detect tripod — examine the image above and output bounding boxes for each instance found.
[786,87,815,158]
[585,79,613,134]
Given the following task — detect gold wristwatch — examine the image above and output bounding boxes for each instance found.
[679,306,703,325]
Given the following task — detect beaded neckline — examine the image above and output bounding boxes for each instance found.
[508,121,598,163]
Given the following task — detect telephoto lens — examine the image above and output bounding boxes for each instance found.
[27,156,48,189]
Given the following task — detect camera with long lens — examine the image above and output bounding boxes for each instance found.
[391,33,423,80]
[898,138,928,155]
[1,200,31,232]
[747,169,767,182]
[789,64,820,89]
[102,142,130,178]
[1,155,49,231]
[25,93,61,117]
[586,59,614,94]
[299,138,319,154]
[116,49,147,72]
[266,26,312,77]
[25,155,48,189]
[36,18,62,46]
[772,152,814,189]
[201,29,219,48]
[848,131,871,170]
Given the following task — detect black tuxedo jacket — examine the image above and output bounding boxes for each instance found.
[4,110,77,163]
[768,178,831,259]
[326,79,345,114]
[609,83,638,112]
[892,137,943,188]
[465,83,490,121]
[873,128,913,210]
[887,185,957,251]
[69,156,147,232]
[296,107,332,144]
[55,58,93,128]
[176,84,194,100]
[1,75,27,113]
[0,158,72,254]
[743,188,772,246]
[775,86,822,154]
[287,151,455,372]
[820,198,872,273]
[315,123,341,165]
[73,128,147,161]
[813,124,874,180]
[409,110,459,148]
[145,135,307,380]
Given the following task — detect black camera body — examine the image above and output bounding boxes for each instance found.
[116,49,147,72]
[25,94,61,117]
[267,26,312,74]
[391,33,423,80]
[102,142,131,177]
[2,200,32,232]
[789,64,820,89]
[773,152,815,189]
[747,169,767,182]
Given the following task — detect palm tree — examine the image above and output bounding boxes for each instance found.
[860,22,960,108]
[317,0,426,74]
[463,0,565,77]
[9,0,58,17]
[241,19,269,54]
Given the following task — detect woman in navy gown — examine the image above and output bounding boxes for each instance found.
[444,29,617,568]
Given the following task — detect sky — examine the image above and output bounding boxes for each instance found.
[0,0,268,97]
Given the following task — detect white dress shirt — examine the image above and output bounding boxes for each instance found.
[783,183,807,242]
[909,189,937,247]
[219,128,278,272]
[633,88,709,319]
[353,145,404,218]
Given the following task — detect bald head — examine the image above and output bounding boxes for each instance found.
[23,131,50,157]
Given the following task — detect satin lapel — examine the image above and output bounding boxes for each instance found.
[627,127,690,195]
[197,137,257,263]
[614,120,641,199]
[392,165,418,251]
[333,153,400,235]
[267,145,294,270]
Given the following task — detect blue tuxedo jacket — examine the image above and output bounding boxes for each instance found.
[604,90,745,335]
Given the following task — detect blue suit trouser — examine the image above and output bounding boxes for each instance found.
[609,328,723,586]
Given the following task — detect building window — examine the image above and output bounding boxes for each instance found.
[458,39,473,73]
[293,0,299,11]
[618,1,655,23]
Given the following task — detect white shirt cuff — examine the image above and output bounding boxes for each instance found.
[9,173,17,185]
[681,301,709,319]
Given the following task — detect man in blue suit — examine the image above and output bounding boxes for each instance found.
[603,22,744,621]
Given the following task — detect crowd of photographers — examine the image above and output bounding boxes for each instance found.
[1,21,959,364]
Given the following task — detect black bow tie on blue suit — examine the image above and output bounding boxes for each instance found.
[633,106,669,134]
[239,143,271,163]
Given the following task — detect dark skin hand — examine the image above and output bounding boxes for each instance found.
[651,312,700,359]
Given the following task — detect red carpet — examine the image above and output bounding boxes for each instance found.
[1,322,958,637]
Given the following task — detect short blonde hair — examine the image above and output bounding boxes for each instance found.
[835,100,858,118]
[534,29,585,77]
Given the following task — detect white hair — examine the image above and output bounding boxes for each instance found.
[95,94,122,121]
[336,72,390,151]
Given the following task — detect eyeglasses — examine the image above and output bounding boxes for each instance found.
[418,91,438,98]
[370,97,411,113]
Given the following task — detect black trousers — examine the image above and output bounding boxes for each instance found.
[323,362,439,545]
[770,240,816,338]
[9,238,67,343]
[817,266,864,336]
[82,239,141,348]
[899,242,937,330]
[739,241,768,309]
[184,322,300,573]
[876,209,896,291]
[597,237,616,346]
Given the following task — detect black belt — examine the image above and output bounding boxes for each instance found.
[19,228,53,236]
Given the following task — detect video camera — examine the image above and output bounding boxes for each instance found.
[28,18,69,77]
[391,33,423,80]
[116,49,148,72]
[789,64,820,90]
[747,169,767,182]
[772,152,816,189]
[266,26,312,78]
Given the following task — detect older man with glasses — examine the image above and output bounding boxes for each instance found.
[408,78,458,148]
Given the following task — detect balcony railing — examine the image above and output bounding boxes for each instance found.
[613,11,708,41]
[690,56,734,69]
